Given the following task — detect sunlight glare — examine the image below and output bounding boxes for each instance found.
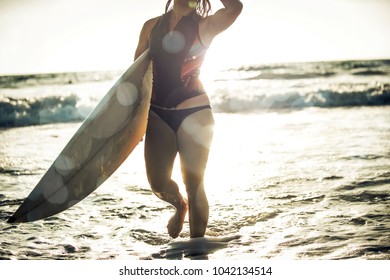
[163,31,185,54]
[188,1,197,9]
[182,118,214,150]
[117,82,138,106]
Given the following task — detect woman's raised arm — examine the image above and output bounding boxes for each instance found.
[200,0,243,46]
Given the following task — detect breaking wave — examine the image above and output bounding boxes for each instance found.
[211,82,390,113]
[1,82,389,127]
[0,95,84,127]
[1,58,389,127]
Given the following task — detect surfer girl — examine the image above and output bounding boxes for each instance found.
[134,0,243,238]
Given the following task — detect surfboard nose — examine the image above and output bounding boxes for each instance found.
[7,216,16,223]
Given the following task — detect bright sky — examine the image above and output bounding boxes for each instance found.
[1,0,389,75]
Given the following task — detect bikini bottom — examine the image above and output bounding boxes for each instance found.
[150,105,211,133]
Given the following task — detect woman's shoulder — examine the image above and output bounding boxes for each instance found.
[143,16,162,31]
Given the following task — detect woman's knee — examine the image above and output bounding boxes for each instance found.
[182,172,204,194]
[147,174,169,193]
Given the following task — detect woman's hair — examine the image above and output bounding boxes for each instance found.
[165,0,212,17]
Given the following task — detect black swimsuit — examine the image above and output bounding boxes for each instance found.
[150,105,211,133]
[149,11,210,132]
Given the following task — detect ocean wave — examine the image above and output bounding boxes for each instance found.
[2,59,389,89]
[0,95,85,127]
[1,83,390,127]
[243,72,335,80]
[0,167,37,176]
[2,59,390,128]
[0,71,119,89]
[352,70,387,76]
[211,83,390,112]
[229,59,390,81]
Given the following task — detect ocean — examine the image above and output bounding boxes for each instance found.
[0,59,389,260]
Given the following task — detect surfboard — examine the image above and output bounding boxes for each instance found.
[7,50,152,223]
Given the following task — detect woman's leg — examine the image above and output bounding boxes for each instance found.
[144,111,187,238]
[177,108,214,238]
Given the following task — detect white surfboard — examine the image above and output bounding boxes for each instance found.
[8,50,152,223]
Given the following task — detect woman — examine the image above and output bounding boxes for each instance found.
[134,0,243,239]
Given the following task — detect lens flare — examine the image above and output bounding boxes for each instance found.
[188,0,197,9]
[162,31,185,54]
[55,155,75,176]
[182,116,214,149]
[47,187,69,205]
[117,82,138,106]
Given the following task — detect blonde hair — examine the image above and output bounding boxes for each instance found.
[165,0,212,17]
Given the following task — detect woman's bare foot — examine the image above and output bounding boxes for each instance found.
[167,199,188,238]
